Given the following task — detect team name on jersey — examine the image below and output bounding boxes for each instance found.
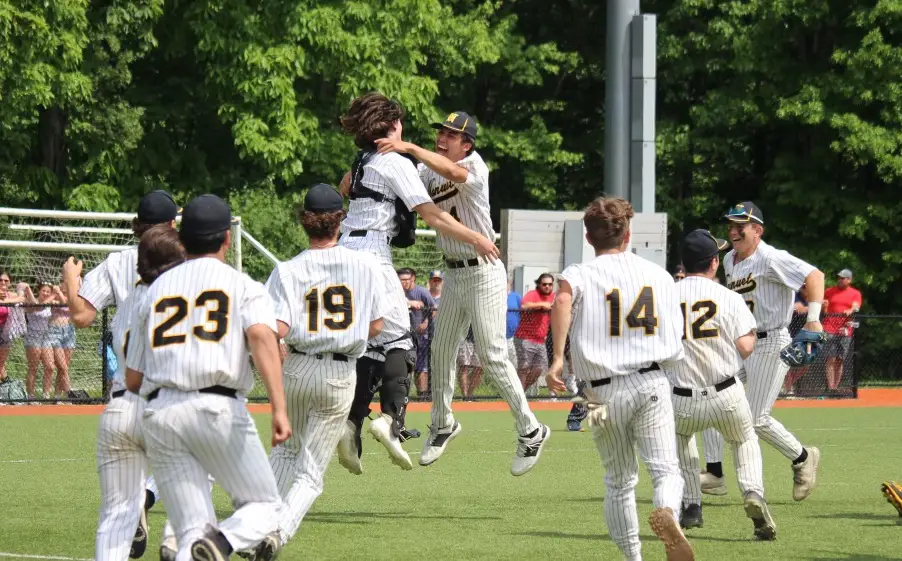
[429,180,458,204]
[726,273,757,294]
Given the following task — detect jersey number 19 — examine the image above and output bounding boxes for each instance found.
[305,286,354,332]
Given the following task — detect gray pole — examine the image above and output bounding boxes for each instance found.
[604,0,640,200]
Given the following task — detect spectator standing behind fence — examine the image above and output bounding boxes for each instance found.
[398,268,435,390]
[22,282,55,399]
[457,326,483,400]
[506,278,521,370]
[823,269,862,392]
[0,271,27,382]
[46,282,75,400]
[514,274,555,392]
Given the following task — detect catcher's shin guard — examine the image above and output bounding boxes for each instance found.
[379,348,411,438]
[349,357,380,429]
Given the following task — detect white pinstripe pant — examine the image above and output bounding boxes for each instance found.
[584,372,683,560]
[269,354,356,545]
[142,389,282,561]
[429,260,539,435]
[672,380,764,505]
[703,330,803,464]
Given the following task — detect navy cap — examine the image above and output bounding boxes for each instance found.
[136,190,180,225]
[431,111,478,140]
[180,194,232,237]
[680,229,729,265]
[429,270,443,280]
[724,201,764,225]
[304,183,343,213]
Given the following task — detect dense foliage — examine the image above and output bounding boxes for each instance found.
[0,0,899,315]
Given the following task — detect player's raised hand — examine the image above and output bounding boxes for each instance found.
[271,410,292,446]
[62,256,83,279]
[473,235,500,263]
[545,357,567,394]
[374,137,411,154]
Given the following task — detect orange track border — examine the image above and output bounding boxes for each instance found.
[2,388,901,417]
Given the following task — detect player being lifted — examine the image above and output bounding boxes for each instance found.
[335,93,499,473]
[671,229,775,540]
[125,195,290,561]
[264,184,390,552]
[700,202,822,501]
[546,197,694,561]
[374,110,549,475]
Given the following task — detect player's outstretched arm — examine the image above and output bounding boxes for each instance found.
[414,202,499,262]
[369,318,384,340]
[802,268,826,332]
[247,324,292,446]
[735,330,756,360]
[62,257,97,327]
[374,138,468,183]
[546,280,573,394]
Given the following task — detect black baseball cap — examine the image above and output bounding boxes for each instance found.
[304,183,343,212]
[724,201,764,225]
[136,190,180,224]
[431,111,478,140]
[680,229,729,264]
[180,194,232,237]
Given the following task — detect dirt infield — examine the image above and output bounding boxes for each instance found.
[2,388,901,417]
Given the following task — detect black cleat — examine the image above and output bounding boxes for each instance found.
[130,507,148,558]
[679,503,703,529]
[399,427,421,442]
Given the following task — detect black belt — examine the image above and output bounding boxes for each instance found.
[111,390,126,399]
[348,230,368,237]
[590,362,660,388]
[293,349,349,362]
[146,385,238,403]
[673,376,737,398]
[445,258,479,269]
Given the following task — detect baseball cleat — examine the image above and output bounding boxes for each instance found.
[649,507,695,561]
[237,532,280,561]
[791,446,821,501]
[190,529,231,561]
[566,420,584,432]
[159,535,177,561]
[368,413,413,470]
[130,506,148,558]
[399,426,421,442]
[511,424,550,476]
[744,492,776,540]
[700,471,728,496]
[420,421,462,466]
[337,420,363,475]
[679,504,703,529]
[881,481,902,519]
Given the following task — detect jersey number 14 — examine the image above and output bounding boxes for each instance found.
[606,287,658,336]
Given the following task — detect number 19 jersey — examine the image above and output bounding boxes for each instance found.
[264,246,390,359]
[559,251,684,381]
[125,257,277,396]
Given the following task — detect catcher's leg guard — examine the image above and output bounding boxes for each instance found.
[349,357,380,430]
[379,348,411,438]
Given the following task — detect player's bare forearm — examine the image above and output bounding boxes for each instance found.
[125,368,144,394]
[406,144,468,183]
[551,289,573,362]
[804,269,825,304]
[735,331,756,359]
[369,318,384,339]
[415,202,499,260]
[68,296,97,327]
[247,324,288,415]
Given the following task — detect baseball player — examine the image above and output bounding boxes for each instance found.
[81,226,186,561]
[374,110,549,475]
[64,190,180,559]
[264,184,390,550]
[881,481,902,525]
[700,202,823,501]
[671,229,775,540]
[334,93,499,474]
[124,194,290,561]
[546,196,692,561]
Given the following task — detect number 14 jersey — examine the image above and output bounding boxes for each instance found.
[559,251,684,381]
[265,245,390,359]
[126,257,277,396]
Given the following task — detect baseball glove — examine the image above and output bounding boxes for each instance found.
[779,329,827,367]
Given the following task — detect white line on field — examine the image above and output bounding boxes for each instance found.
[0,553,92,561]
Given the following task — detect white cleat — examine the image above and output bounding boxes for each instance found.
[792,446,821,501]
[420,422,462,466]
[700,471,728,496]
[337,420,363,475]
[511,424,551,476]
[159,535,177,561]
[368,413,413,470]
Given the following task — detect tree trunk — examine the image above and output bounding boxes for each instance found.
[36,106,68,185]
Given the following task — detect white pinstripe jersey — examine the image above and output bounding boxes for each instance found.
[559,251,684,381]
[723,240,814,332]
[109,283,147,393]
[418,151,494,259]
[265,246,391,359]
[340,152,432,235]
[671,276,757,388]
[125,257,277,396]
[79,247,139,311]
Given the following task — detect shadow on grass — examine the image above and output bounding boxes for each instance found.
[804,553,902,561]
[304,511,503,523]
[567,496,734,508]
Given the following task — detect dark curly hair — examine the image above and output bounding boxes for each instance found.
[138,225,186,285]
[298,209,345,241]
[340,92,405,150]
[584,197,635,251]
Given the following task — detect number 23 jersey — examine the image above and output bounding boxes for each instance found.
[559,251,684,380]
[126,257,277,396]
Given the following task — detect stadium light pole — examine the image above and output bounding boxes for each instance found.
[604,0,639,201]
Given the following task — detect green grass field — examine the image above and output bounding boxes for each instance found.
[2,406,902,561]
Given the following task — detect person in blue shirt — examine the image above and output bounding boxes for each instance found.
[506,277,522,368]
